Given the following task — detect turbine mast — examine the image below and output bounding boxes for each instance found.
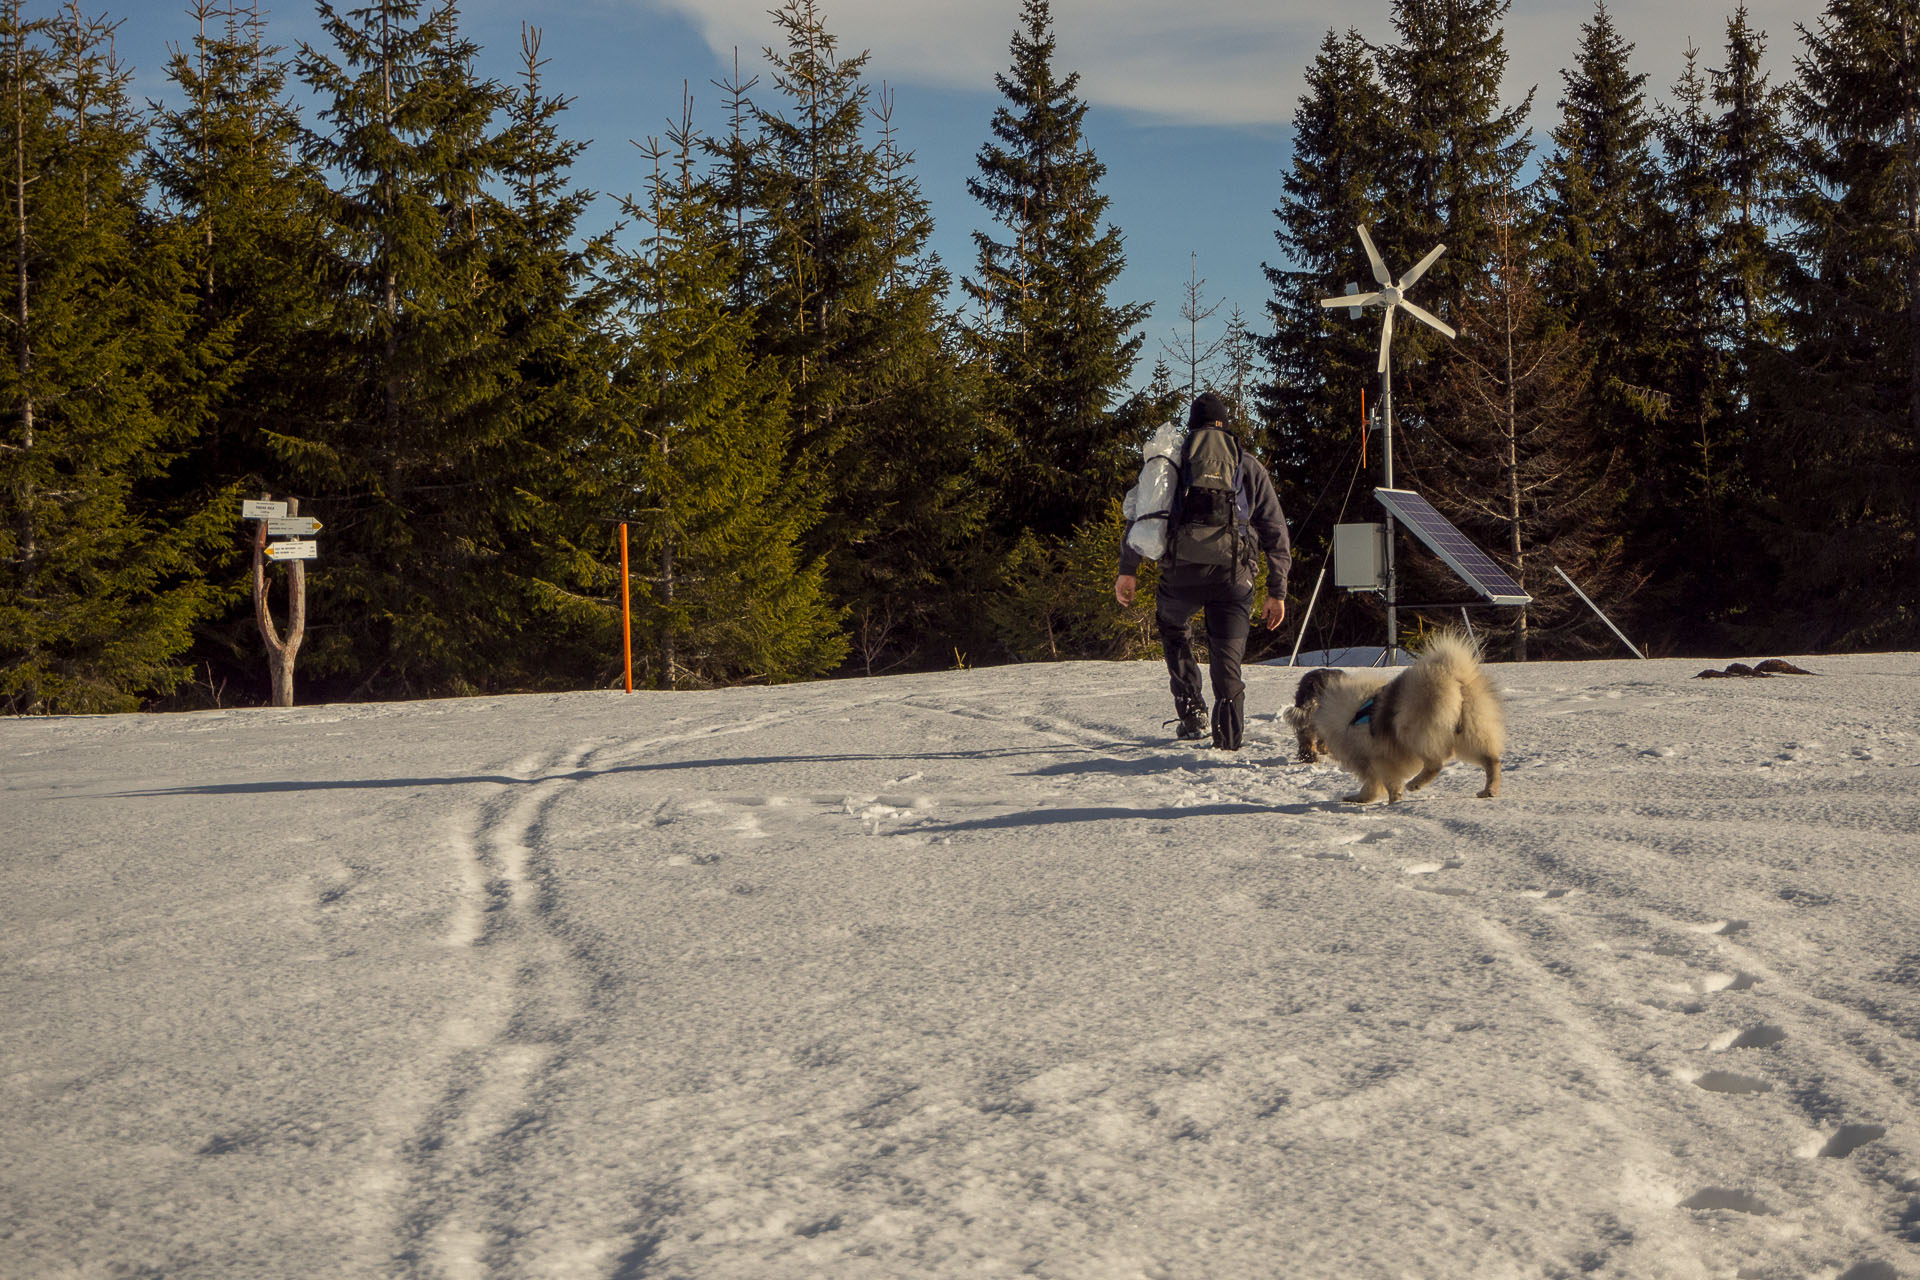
[1317,224,1456,660]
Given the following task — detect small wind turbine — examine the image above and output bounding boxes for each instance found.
[1318,225,1457,659]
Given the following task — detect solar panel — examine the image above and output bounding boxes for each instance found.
[1374,488,1532,605]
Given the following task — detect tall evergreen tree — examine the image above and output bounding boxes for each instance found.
[148,0,328,695]
[966,0,1148,541]
[1696,9,1791,646]
[1538,1,1666,469]
[1648,43,1743,644]
[290,0,538,697]
[1712,5,1790,354]
[1376,0,1531,312]
[747,0,988,668]
[1259,28,1389,543]
[480,24,622,684]
[1752,0,1920,647]
[0,1,221,713]
[1370,0,1534,645]
[601,104,842,688]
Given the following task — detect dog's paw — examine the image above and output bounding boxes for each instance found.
[1476,787,1498,799]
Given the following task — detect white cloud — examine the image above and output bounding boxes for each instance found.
[645,0,1808,129]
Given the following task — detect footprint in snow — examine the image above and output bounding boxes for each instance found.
[1686,1069,1773,1094]
[1708,1024,1787,1051]
[1835,1263,1900,1280]
[1807,1124,1886,1159]
[1678,970,1763,995]
[1402,858,1471,896]
[1680,1187,1773,1215]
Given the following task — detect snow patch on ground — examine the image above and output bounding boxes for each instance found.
[6,653,1920,1278]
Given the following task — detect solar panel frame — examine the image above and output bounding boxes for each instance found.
[1373,488,1532,605]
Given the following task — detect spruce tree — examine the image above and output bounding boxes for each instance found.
[1538,1,1666,465]
[1695,9,1791,646]
[0,1,221,713]
[291,0,535,696]
[1259,28,1389,539]
[747,0,988,668]
[602,103,843,687]
[148,0,328,696]
[966,0,1148,541]
[480,25,620,685]
[1647,44,1745,644]
[1376,0,1531,311]
[1712,6,1790,354]
[1752,0,1920,647]
[1370,0,1533,625]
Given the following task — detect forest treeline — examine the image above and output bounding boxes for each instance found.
[0,0,1912,713]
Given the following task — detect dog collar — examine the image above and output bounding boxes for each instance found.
[1351,696,1375,727]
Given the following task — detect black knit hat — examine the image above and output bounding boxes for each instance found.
[1188,391,1230,427]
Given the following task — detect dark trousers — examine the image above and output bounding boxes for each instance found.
[1155,574,1252,716]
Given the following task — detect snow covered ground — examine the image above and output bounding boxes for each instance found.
[5,652,1919,1280]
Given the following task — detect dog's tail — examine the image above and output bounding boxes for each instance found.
[1395,630,1494,760]
[1417,629,1483,683]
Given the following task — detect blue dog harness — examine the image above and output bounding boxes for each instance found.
[1351,696,1377,727]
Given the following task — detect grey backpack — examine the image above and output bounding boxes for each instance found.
[1170,424,1245,568]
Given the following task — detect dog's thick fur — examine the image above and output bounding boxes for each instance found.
[1282,668,1341,761]
[1304,632,1504,804]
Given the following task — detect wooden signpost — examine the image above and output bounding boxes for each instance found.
[244,494,320,707]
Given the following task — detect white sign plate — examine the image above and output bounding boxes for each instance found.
[263,539,318,561]
[242,500,288,520]
[266,516,322,536]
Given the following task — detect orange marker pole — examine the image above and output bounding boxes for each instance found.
[619,522,633,693]
[1360,387,1368,470]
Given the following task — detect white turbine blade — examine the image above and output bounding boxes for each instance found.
[1400,299,1457,339]
[1320,292,1381,309]
[1376,306,1395,373]
[1356,224,1391,286]
[1399,242,1446,289]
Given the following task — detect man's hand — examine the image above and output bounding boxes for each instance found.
[1261,596,1286,630]
[1114,573,1137,606]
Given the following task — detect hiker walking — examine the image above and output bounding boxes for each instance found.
[1114,392,1290,750]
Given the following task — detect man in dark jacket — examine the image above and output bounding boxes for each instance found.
[1114,391,1291,750]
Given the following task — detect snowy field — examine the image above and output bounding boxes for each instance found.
[5,652,1920,1280]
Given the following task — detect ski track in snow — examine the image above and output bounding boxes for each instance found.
[6,658,1920,1278]
[360,742,602,1277]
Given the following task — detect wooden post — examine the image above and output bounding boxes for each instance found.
[619,522,633,693]
[252,494,306,707]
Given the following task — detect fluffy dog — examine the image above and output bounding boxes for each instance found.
[1303,632,1504,804]
[1281,668,1342,761]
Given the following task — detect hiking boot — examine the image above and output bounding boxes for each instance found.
[1211,696,1245,751]
[1166,705,1209,740]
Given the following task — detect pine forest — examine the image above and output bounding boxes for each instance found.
[1,0,1913,712]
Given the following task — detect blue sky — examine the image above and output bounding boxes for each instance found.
[117,0,1805,394]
